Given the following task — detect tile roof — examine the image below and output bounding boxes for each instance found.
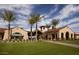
[0,28,7,32]
[44,26,68,33]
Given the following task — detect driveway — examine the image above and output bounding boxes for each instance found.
[44,40,79,48]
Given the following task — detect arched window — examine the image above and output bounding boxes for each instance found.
[61,33,64,39]
[12,32,22,37]
[14,32,21,34]
[11,32,23,40]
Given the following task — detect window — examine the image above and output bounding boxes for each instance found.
[14,32,21,34]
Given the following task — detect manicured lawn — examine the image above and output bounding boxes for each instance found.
[0,41,79,55]
[57,40,79,45]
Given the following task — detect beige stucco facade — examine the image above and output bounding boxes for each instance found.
[75,35,79,39]
[0,26,79,40]
[59,27,74,40]
[3,27,28,40]
[40,26,75,40]
[74,32,79,39]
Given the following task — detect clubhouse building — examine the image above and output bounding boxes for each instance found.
[0,27,28,40]
[40,26,75,40]
[0,26,79,40]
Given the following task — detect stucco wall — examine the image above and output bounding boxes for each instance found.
[59,27,74,40]
[74,32,79,39]
[75,36,79,39]
[3,30,9,40]
[3,27,28,40]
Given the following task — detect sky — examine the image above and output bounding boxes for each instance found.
[0,4,79,32]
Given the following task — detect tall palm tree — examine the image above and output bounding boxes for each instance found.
[45,24,51,40]
[1,9,15,40]
[51,19,60,29]
[51,19,60,40]
[32,14,44,41]
[28,15,36,41]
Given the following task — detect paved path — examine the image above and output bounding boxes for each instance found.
[43,40,79,48]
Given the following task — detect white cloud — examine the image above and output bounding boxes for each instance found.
[53,5,79,20]
[42,5,58,19]
[68,18,79,28]
[0,4,34,19]
[57,17,79,28]
[38,5,59,27]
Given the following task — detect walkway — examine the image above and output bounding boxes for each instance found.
[43,40,79,48]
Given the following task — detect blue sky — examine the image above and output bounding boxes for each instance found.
[0,4,79,32]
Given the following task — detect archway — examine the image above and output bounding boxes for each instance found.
[11,32,23,40]
[52,34,55,39]
[61,33,64,39]
[65,32,69,40]
[71,34,73,39]
[45,35,48,40]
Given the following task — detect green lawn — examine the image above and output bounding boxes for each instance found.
[0,41,79,55]
[57,40,79,45]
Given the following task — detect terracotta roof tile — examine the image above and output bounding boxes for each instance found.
[44,26,67,33]
[0,28,7,32]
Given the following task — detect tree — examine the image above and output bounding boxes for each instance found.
[28,15,36,41]
[45,24,51,40]
[1,9,15,40]
[51,19,60,29]
[32,14,44,41]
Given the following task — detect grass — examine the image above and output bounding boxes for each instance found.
[57,40,79,45]
[0,40,79,55]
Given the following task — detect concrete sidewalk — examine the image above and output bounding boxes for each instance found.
[44,40,79,48]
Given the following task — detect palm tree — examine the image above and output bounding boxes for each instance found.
[32,14,44,41]
[28,15,36,41]
[51,19,60,29]
[1,9,15,40]
[45,24,51,40]
[51,19,60,40]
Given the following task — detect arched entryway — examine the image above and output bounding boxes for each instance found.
[52,34,55,39]
[61,33,64,39]
[71,34,73,39]
[65,32,69,40]
[45,35,48,40]
[11,32,23,40]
